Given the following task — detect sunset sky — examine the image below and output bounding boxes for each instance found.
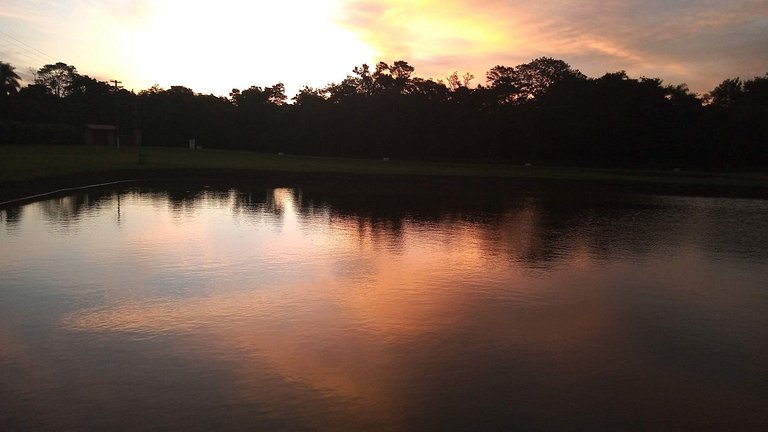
[1,0,766,97]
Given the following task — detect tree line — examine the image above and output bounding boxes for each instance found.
[1,58,766,170]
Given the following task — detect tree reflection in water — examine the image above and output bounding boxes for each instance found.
[1,182,767,430]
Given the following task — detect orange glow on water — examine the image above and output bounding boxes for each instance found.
[55,189,621,417]
[4,186,768,429]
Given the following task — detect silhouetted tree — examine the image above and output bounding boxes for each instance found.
[62,74,115,126]
[706,74,768,168]
[707,78,743,107]
[0,61,21,97]
[3,57,766,170]
[292,86,327,106]
[35,62,78,98]
[487,58,585,105]
[229,83,287,151]
[486,65,519,105]
[137,85,234,148]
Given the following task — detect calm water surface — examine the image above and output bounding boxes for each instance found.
[1,184,767,431]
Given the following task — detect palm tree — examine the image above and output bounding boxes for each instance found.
[0,61,22,97]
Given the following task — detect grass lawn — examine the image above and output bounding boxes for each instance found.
[1,145,767,192]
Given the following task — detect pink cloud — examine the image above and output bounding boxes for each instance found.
[337,0,768,93]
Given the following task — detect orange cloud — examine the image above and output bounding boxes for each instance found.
[337,0,527,81]
[336,0,768,92]
[3,0,765,95]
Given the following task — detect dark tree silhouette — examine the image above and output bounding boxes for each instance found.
[292,86,327,106]
[1,58,766,171]
[707,78,744,107]
[0,61,21,97]
[486,57,585,104]
[35,62,78,98]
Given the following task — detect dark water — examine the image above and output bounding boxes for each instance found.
[1,184,767,431]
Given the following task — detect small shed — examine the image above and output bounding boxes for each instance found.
[84,124,117,146]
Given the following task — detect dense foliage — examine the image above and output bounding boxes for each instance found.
[1,59,766,170]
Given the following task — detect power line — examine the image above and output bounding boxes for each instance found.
[0,40,51,66]
[0,30,56,62]
[0,35,54,65]
[0,44,52,70]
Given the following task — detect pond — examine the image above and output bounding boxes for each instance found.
[1,182,767,431]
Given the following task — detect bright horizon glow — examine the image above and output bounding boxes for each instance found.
[2,0,377,97]
[1,0,766,97]
[114,1,376,97]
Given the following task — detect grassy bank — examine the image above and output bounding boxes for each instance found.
[1,145,767,199]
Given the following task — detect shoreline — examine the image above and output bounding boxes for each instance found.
[2,166,767,209]
[1,146,767,207]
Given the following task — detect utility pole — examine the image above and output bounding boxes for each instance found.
[133,95,143,162]
[110,79,123,148]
